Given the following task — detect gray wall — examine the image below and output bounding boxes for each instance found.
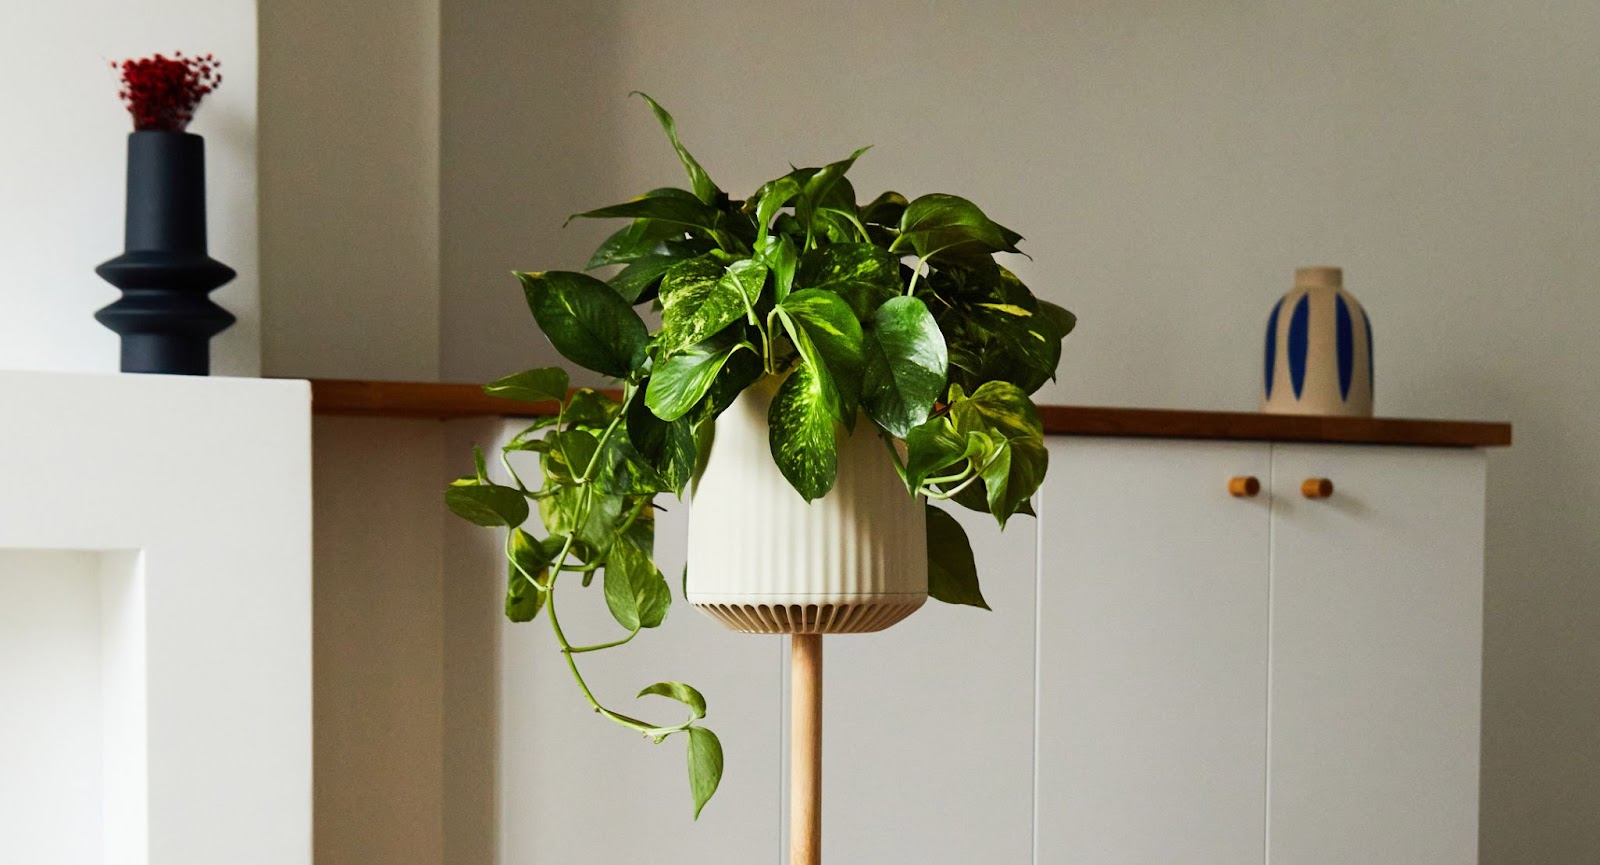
[260,0,440,380]
[266,1,1600,861]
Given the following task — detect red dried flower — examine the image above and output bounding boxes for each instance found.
[113,52,222,132]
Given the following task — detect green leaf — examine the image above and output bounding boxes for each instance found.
[891,193,1023,260]
[506,563,546,622]
[861,190,908,225]
[767,363,839,501]
[637,681,707,720]
[904,417,988,490]
[720,259,768,323]
[762,234,799,303]
[779,289,865,423]
[798,147,870,236]
[505,416,560,451]
[602,540,671,630]
[625,395,696,494]
[506,528,552,622]
[689,345,766,427]
[610,254,679,303]
[753,176,802,250]
[445,480,530,528]
[517,271,649,378]
[633,92,721,205]
[509,527,552,578]
[570,188,720,232]
[542,429,599,482]
[687,727,724,820]
[483,367,569,403]
[658,255,749,357]
[621,504,655,557]
[1038,300,1077,340]
[925,505,989,609]
[597,441,674,496]
[473,446,489,483]
[540,484,623,551]
[563,388,619,429]
[944,381,1045,526]
[586,217,686,269]
[796,243,902,322]
[647,341,746,422]
[861,297,947,438]
[949,381,1044,441]
[980,436,1047,528]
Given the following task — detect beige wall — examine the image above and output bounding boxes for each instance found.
[280,0,1600,861]
[312,417,447,865]
[260,0,440,380]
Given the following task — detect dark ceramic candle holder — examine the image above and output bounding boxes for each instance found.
[95,130,235,375]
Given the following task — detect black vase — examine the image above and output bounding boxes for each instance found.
[95,131,235,375]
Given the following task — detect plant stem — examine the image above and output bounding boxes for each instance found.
[765,309,783,374]
[529,385,689,740]
[919,448,1004,500]
[565,627,641,653]
[905,256,927,296]
[923,465,974,487]
[500,451,531,492]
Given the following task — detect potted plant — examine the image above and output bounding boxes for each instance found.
[446,93,1074,821]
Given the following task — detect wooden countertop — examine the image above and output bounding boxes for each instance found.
[307,379,1512,448]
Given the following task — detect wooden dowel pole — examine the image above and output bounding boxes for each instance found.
[791,633,823,865]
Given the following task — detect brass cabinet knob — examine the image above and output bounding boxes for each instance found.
[1228,476,1261,498]
[1302,477,1335,499]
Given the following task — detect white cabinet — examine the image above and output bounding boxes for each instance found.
[1036,439,1272,865]
[1266,445,1485,865]
[1034,439,1485,865]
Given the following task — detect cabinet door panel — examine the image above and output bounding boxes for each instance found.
[816,505,1037,865]
[1267,445,1485,865]
[1037,439,1271,865]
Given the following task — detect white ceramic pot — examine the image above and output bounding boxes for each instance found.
[686,376,928,634]
[1261,266,1375,417]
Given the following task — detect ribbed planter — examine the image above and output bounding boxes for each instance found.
[686,376,928,634]
[95,130,235,375]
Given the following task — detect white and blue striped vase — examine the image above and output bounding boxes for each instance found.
[1261,266,1374,416]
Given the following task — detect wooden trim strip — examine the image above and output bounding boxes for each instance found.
[306,379,1511,448]
[1034,405,1510,448]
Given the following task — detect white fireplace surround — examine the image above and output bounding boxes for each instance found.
[0,371,311,865]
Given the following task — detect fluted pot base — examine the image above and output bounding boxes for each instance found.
[693,595,926,635]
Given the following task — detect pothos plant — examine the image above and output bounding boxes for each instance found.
[445,93,1074,820]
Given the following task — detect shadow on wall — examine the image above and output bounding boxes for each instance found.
[440,0,629,387]
[1476,367,1600,863]
[439,6,628,863]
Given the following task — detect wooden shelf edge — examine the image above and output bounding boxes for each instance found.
[304,379,1512,448]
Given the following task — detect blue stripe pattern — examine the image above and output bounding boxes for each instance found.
[1288,294,1310,399]
[1264,299,1282,398]
[1335,294,1355,400]
[1363,308,1374,393]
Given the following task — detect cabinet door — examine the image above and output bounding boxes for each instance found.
[1267,445,1485,865]
[817,504,1037,865]
[1037,439,1272,865]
